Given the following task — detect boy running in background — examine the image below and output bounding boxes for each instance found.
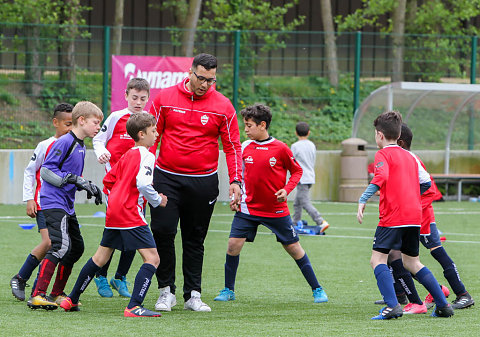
[92,78,150,298]
[357,111,453,320]
[61,112,167,317]
[291,122,329,233]
[214,104,328,304]
[28,101,104,310]
[10,103,73,302]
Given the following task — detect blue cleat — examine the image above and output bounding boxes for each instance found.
[371,304,403,320]
[110,276,131,298]
[214,288,235,301]
[94,276,113,298]
[313,287,328,303]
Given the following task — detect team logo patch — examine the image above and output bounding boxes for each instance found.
[269,157,277,167]
[201,115,209,125]
[101,125,107,132]
[375,161,384,168]
[54,149,62,156]
[145,166,152,176]
[31,153,37,161]
[245,156,254,164]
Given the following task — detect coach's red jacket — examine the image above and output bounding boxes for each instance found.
[149,78,242,184]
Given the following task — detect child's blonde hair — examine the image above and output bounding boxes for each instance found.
[72,101,104,125]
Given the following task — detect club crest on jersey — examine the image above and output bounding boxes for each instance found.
[245,156,254,164]
[201,115,209,125]
[269,157,277,167]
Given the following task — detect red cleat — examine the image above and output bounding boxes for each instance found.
[60,296,80,312]
[424,285,450,309]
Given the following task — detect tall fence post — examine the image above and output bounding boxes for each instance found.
[353,31,362,115]
[468,36,477,150]
[233,30,241,112]
[102,26,111,117]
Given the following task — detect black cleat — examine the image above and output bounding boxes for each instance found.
[10,275,27,301]
[451,293,474,309]
[431,303,454,317]
[371,304,403,320]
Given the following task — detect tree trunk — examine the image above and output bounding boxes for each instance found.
[392,0,406,82]
[59,0,80,91]
[181,0,202,57]
[320,0,338,87]
[25,24,44,97]
[112,0,124,56]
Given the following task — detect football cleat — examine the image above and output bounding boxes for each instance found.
[424,284,450,309]
[403,302,427,314]
[94,276,113,297]
[27,294,58,310]
[60,296,80,312]
[371,304,403,320]
[320,220,330,233]
[214,288,235,301]
[431,303,454,317]
[451,293,474,309]
[110,276,131,297]
[10,274,27,301]
[124,306,162,317]
[313,287,328,303]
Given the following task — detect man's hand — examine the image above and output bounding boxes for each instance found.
[159,193,168,207]
[26,199,37,218]
[275,189,287,202]
[229,183,241,212]
[97,153,111,164]
[357,203,366,224]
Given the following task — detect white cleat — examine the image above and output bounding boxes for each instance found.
[155,286,177,311]
[184,290,211,312]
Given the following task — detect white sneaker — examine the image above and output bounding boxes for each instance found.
[155,286,177,311]
[184,290,211,312]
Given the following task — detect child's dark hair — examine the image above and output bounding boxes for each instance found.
[53,103,73,119]
[241,104,272,129]
[373,110,402,140]
[126,112,156,141]
[398,123,413,150]
[126,78,150,95]
[192,53,217,70]
[296,122,310,136]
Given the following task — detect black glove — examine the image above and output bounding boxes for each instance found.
[65,174,99,203]
[89,181,103,205]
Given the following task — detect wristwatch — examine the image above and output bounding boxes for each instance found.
[231,180,242,189]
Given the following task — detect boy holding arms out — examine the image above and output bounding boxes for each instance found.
[92,78,150,298]
[291,122,329,233]
[357,111,453,319]
[61,112,167,317]
[11,103,73,302]
[29,101,104,310]
[214,104,328,303]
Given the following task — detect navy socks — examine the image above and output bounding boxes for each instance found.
[18,254,40,280]
[69,258,101,304]
[295,253,321,290]
[115,250,136,280]
[225,254,240,291]
[415,266,448,308]
[431,247,466,296]
[390,259,423,305]
[128,263,156,309]
[374,264,398,308]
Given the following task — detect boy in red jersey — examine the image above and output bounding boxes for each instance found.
[10,103,73,302]
[214,104,328,303]
[357,111,453,320]
[61,112,167,317]
[92,78,150,298]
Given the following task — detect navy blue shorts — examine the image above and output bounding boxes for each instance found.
[100,226,156,251]
[420,222,442,249]
[373,226,420,257]
[229,212,299,245]
[36,210,47,231]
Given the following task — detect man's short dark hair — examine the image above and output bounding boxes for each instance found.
[373,110,402,141]
[241,104,272,129]
[192,53,217,70]
[53,103,74,119]
[126,77,150,95]
[296,122,310,136]
[126,112,156,141]
[398,123,413,150]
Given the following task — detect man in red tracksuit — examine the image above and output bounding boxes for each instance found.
[149,53,242,312]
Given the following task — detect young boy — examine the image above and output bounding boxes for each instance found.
[214,104,328,304]
[357,110,453,319]
[60,112,168,317]
[10,103,73,302]
[291,122,329,233]
[92,78,150,298]
[383,124,474,313]
[28,101,104,310]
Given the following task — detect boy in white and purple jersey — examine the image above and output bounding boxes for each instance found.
[10,103,73,303]
[28,102,104,310]
[214,104,328,304]
[92,78,150,298]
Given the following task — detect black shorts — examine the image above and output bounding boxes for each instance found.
[372,226,420,257]
[36,210,47,231]
[420,222,442,249]
[100,226,156,251]
[229,212,299,245]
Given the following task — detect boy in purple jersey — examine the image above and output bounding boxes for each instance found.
[28,101,104,310]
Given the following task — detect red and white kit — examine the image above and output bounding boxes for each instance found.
[240,138,302,218]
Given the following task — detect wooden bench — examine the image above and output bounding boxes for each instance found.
[431,173,480,202]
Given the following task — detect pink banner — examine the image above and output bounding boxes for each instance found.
[111,55,193,113]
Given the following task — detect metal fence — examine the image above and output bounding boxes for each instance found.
[1,22,479,148]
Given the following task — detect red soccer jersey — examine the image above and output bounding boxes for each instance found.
[370,145,422,228]
[417,156,439,235]
[103,146,155,229]
[240,138,302,217]
[149,78,242,184]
